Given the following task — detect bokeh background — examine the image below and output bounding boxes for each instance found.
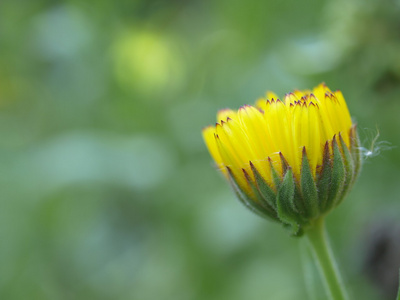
[1,0,400,299]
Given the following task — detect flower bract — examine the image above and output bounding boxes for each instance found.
[202,83,361,235]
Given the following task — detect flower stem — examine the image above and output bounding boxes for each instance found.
[305,217,349,300]
[396,269,400,300]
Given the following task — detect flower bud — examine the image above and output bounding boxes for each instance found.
[202,84,361,236]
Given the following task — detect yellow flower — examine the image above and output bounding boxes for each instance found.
[202,83,361,235]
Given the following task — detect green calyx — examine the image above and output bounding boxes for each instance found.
[225,125,362,236]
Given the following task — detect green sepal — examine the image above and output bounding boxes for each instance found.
[279,152,290,176]
[268,157,282,190]
[326,136,346,210]
[293,180,305,219]
[242,168,279,221]
[226,167,277,221]
[276,168,301,235]
[283,223,304,237]
[317,141,332,213]
[250,161,277,209]
[300,147,319,219]
[337,133,355,205]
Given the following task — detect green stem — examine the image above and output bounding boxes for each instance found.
[305,217,349,300]
[396,269,400,300]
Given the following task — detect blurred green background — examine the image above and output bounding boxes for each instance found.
[1,0,400,299]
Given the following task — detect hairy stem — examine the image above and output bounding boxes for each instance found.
[305,218,349,300]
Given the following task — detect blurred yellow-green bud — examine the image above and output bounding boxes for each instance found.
[202,83,361,236]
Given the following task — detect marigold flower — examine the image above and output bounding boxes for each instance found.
[202,83,361,235]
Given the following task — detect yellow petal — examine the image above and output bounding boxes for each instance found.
[202,83,354,184]
[266,91,279,101]
[202,126,226,175]
[217,109,237,123]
